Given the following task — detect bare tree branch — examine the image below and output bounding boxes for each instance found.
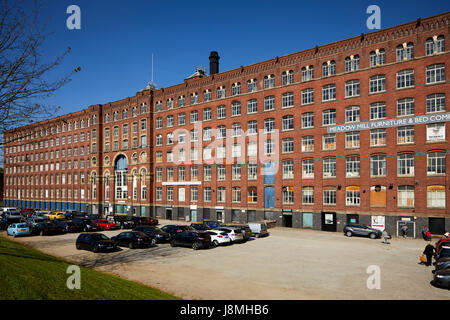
[0,0,77,147]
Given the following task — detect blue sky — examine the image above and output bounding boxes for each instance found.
[30,0,450,116]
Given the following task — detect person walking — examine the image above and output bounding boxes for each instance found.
[423,242,436,266]
[422,226,430,241]
[401,224,409,238]
[382,229,390,244]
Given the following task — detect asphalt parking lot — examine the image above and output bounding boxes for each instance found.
[2,220,450,300]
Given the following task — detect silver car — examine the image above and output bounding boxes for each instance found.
[343,224,382,239]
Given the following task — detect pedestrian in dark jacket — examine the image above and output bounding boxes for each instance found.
[401,224,408,238]
[423,243,435,266]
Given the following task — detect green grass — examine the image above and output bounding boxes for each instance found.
[0,237,181,300]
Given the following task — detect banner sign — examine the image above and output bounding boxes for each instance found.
[327,113,450,133]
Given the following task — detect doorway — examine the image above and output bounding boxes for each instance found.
[166,208,173,220]
[216,210,224,222]
[190,209,197,222]
[282,214,292,227]
[429,217,445,235]
[321,212,337,232]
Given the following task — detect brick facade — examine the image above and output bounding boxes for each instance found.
[3,12,450,235]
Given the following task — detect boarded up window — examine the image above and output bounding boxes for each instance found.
[370,185,386,207]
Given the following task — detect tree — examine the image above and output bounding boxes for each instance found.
[0,0,78,143]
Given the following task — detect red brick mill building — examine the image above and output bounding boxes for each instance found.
[3,12,450,236]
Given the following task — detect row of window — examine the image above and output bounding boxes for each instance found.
[154,184,446,209]
[153,151,446,182]
[156,91,446,130]
[154,37,445,111]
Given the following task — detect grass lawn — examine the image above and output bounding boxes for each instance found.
[0,237,180,300]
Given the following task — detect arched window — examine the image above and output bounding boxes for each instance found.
[114,155,127,199]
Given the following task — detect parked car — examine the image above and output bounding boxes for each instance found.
[92,219,120,231]
[107,215,134,229]
[33,211,50,218]
[436,246,450,261]
[161,224,195,237]
[76,233,117,253]
[432,268,450,289]
[190,223,210,231]
[433,257,450,272]
[1,207,17,213]
[207,230,231,247]
[0,218,8,230]
[203,220,223,229]
[436,238,450,254]
[247,222,269,238]
[4,210,23,220]
[111,231,155,249]
[225,224,252,241]
[132,226,171,243]
[7,223,31,237]
[131,216,158,226]
[1,215,23,228]
[343,224,382,239]
[72,217,100,232]
[19,208,35,218]
[52,220,83,233]
[48,212,66,220]
[26,216,50,226]
[214,227,245,243]
[29,222,61,236]
[170,230,212,250]
[87,214,101,220]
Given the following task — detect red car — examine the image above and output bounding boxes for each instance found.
[93,219,120,231]
[436,238,450,254]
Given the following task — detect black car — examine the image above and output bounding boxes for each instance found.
[132,226,171,243]
[111,231,156,249]
[72,217,100,232]
[161,224,195,237]
[170,230,212,250]
[225,224,252,241]
[190,223,210,231]
[26,216,50,226]
[30,222,61,236]
[203,220,223,230]
[53,220,83,233]
[76,233,117,253]
[1,216,23,229]
[432,268,450,289]
[107,215,134,229]
[436,247,450,261]
[343,224,382,239]
[87,214,101,221]
[433,257,450,272]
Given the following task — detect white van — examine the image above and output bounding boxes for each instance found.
[247,222,269,238]
[1,207,17,213]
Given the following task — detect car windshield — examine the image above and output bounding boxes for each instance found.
[92,234,109,240]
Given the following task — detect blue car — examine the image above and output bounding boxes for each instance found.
[7,223,31,237]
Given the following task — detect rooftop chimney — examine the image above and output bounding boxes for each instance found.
[209,51,220,75]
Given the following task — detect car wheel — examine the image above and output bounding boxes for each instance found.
[170,240,176,247]
[213,240,219,247]
[93,245,99,253]
[192,242,200,250]
[128,242,134,249]
[13,232,16,238]
[40,230,44,236]
[150,238,156,247]
[345,231,353,237]
[76,243,81,250]
[83,227,88,232]
[369,233,376,239]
